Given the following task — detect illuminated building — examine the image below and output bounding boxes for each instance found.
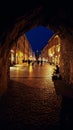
[41,34,61,65]
[10,34,34,66]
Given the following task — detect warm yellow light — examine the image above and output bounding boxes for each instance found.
[19,52,23,57]
[49,53,53,57]
[54,35,58,38]
[58,48,60,52]
[16,53,18,56]
[11,49,14,53]
[29,65,33,72]
[11,53,14,61]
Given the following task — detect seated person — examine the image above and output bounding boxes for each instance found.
[55,65,59,74]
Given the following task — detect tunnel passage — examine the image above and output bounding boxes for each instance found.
[0,1,73,96]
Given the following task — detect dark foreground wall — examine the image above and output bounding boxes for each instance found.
[60,33,73,85]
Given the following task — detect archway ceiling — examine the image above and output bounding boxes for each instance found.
[0,0,73,38]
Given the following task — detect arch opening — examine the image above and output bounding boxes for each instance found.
[0,3,73,96]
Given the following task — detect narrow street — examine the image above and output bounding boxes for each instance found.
[0,1,73,130]
[0,62,72,129]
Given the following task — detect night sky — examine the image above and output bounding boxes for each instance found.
[25,26,54,55]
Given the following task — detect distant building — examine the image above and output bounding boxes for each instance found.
[9,34,35,66]
[41,34,61,65]
[35,50,39,62]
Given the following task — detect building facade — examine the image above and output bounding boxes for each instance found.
[41,34,61,66]
[10,34,34,66]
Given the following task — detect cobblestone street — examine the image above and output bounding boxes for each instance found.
[0,0,73,130]
[0,63,67,129]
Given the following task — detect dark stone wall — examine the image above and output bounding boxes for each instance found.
[60,34,73,85]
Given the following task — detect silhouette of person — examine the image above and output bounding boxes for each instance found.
[55,65,59,74]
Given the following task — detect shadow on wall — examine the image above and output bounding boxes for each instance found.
[53,80,73,129]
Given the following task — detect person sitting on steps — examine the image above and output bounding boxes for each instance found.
[55,65,59,74]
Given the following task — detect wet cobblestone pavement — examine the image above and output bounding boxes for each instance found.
[0,63,69,129]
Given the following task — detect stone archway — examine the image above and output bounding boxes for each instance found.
[0,7,54,96]
[0,2,73,96]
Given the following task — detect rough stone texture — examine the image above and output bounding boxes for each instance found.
[0,61,7,96]
[60,34,73,85]
[0,63,73,129]
[0,64,62,129]
[0,37,11,96]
